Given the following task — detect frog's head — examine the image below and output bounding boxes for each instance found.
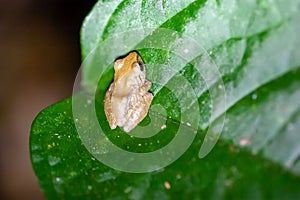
[114,51,145,81]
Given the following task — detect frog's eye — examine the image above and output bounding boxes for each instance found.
[133,61,144,71]
[137,62,144,71]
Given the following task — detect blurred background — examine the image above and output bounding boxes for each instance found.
[0,0,95,199]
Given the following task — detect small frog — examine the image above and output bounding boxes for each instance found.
[104,51,153,132]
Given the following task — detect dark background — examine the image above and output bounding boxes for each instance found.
[0,0,96,199]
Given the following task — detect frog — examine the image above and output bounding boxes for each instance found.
[104,51,153,132]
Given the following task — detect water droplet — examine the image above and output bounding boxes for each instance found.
[161,124,167,130]
[70,171,77,177]
[176,174,182,179]
[239,138,251,146]
[164,181,171,189]
[252,93,257,100]
[55,177,62,183]
[124,186,132,193]
[48,156,61,166]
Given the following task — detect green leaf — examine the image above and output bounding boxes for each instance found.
[30,0,300,199]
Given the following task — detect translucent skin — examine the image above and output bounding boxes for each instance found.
[104,52,153,132]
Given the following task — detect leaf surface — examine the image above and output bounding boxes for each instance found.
[31,0,300,199]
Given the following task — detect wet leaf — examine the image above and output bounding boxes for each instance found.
[31,0,300,199]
